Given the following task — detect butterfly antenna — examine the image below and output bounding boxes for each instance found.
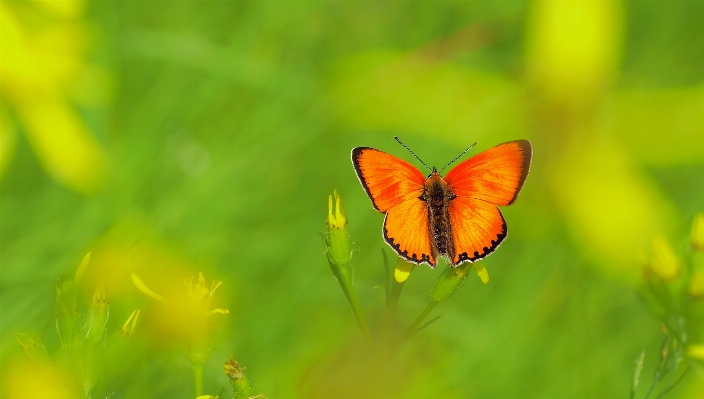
[441,142,477,172]
[394,136,432,172]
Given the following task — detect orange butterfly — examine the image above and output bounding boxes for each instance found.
[352,138,532,268]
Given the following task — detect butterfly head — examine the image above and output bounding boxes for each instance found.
[427,166,439,178]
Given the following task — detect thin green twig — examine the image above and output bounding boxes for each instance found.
[405,301,438,336]
[327,258,372,342]
[654,367,690,399]
[412,314,443,336]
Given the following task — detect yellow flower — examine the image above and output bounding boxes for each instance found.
[649,235,681,281]
[692,212,704,251]
[327,189,347,230]
[131,272,228,351]
[119,309,141,337]
[185,273,229,316]
[0,0,109,193]
[132,271,229,397]
[473,262,490,284]
[394,259,413,283]
[689,271,704,299]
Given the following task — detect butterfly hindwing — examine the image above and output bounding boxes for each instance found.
[383,199,436,266]
[351,147,426,212]
[448,197,507,265]
[444,140,532,206]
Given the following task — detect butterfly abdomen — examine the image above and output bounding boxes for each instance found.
[421,173,455,263]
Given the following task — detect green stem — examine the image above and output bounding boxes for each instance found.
[655,367,690,399]
[340,269,372,342]
[328,257,372,342]
[386,261,412,322]
[193,361,204,397]
[406,301,438,335]
[386,279,403,321]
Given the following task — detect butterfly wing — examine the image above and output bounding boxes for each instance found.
[444,140,532,265]
[351,147,426,212]
[444,140,532,205]
[447,197,507,264]
[383,199,436,265]
[351,147,436,266]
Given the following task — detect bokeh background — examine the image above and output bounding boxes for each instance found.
[1,0,703,398]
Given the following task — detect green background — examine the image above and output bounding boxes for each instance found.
[1,1,703,398]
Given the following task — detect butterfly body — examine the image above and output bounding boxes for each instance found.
[352,140,532,268]
[419,169,456,263]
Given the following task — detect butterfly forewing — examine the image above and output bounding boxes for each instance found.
[444,140,532,205]
[351,147,426,212]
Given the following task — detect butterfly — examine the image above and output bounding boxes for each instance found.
[351,138,532,268]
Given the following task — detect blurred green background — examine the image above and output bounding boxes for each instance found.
[1,0,703,398]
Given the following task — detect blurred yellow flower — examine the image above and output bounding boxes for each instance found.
[692,213,704,251]
[525,0,623,102]
[119,309,141,337]
[0,0,109,193]
[689,271,704,299]
[649,235,681,282]
[131,272,229,343]
[186,273,229,316]
[132,272,229,397]
[2,358,77,399]
[687,344,704,361]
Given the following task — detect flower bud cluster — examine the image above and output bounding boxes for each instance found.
[640,213,704,364]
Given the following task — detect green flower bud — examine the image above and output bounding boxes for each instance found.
[56,252,93,351]
[326,189,351,266]
[224,356,250,398]
[322,190,371,341]
[55,279,80,351]
[430,262,474,303]
[85,287,109,346]
[15,333,49,361]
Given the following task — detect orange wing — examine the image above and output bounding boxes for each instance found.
[383,199,436,266]
[351,147,426,212]
[351,147,435,266]
[444,140,532,205]
[444,140,531,265]
[448,197,506,265]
